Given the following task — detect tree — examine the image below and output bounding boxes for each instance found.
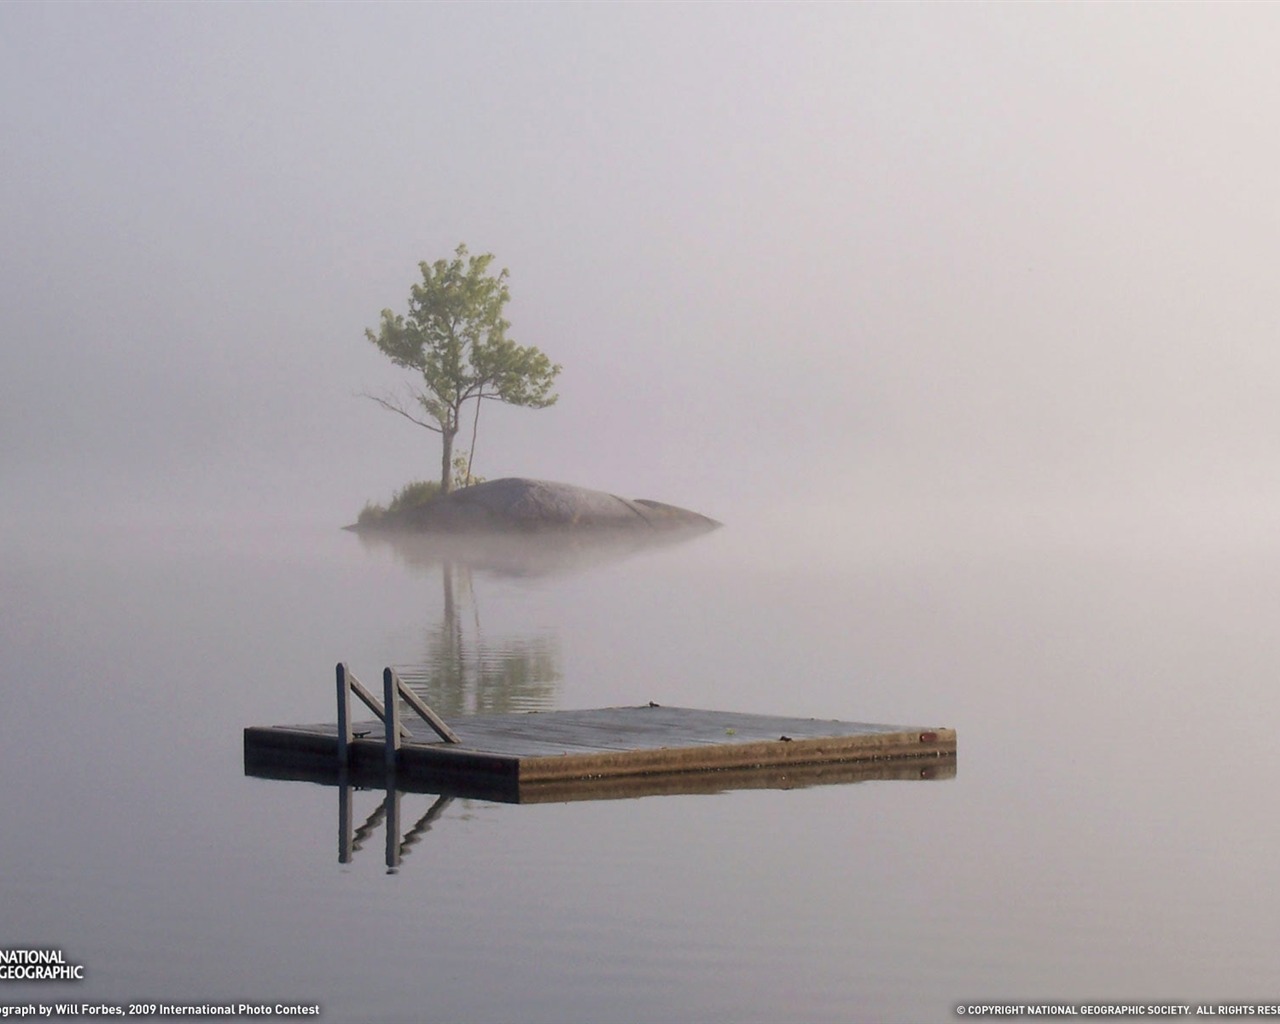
[364,244,561,493]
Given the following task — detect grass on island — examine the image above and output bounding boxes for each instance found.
[357,479,441,526]
[357,467,484,527]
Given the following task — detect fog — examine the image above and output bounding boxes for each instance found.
[5,3,1280,554]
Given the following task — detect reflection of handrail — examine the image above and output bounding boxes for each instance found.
[350,799,387,854]
[337,775,455,869]
[397,793,454,861]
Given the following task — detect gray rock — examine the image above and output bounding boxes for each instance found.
[361,477,720,533]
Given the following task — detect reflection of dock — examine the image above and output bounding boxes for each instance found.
[270,761,955,873]
[243,667,956,803]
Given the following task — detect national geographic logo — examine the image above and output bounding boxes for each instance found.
[0,951,84,982]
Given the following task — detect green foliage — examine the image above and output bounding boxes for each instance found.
[357,479,442,526]
[387,479,443,512]
[451,451,484,490]
[364,244,561,492]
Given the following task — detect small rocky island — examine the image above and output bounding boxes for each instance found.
[349,477,721,534]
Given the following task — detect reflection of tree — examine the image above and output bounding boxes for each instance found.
[397,560,561,715]
[353,526,713,716]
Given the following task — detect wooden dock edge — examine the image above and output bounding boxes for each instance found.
[513,727,956,781]
[244,724,956,787]
[246,750,955,803]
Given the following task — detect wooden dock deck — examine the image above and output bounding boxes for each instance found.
[244,701,956,802]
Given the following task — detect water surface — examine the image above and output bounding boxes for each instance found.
[3,510,1278,1021]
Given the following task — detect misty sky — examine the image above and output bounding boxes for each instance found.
[5,3,1280,541]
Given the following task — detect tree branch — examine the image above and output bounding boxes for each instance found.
[358,390,443,433]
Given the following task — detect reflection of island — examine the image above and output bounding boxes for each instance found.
[353,519,716,580]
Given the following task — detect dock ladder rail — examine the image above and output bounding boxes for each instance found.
[335,662,461,769]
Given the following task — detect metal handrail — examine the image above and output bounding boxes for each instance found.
[335,663,410,764]
[335,662,461,770]
[386,667,461,744]
[381,666,461,767]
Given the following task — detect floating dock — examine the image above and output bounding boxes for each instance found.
[243,666,956,802]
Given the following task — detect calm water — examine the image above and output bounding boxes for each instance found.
[4,508,1280,1022]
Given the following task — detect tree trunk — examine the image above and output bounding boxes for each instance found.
[440,422,457,494]
[465,391,483,487]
